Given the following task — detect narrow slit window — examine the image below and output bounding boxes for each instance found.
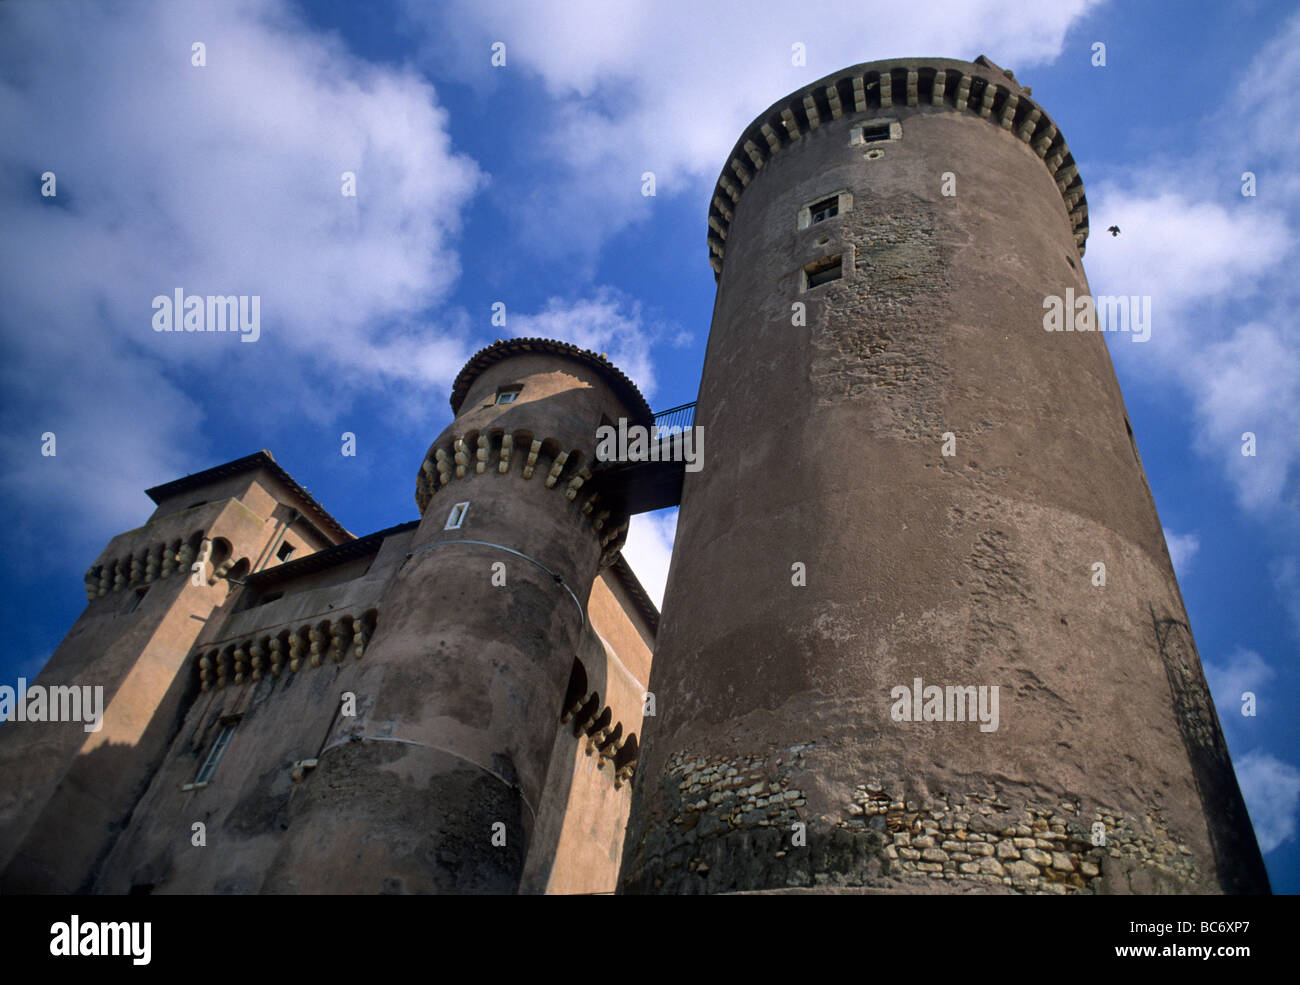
[127,586,149,614]
[804,254,843,290]
[195,722,237,785]
[445,502,469,530]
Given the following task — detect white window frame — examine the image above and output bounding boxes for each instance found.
[849,119,901,145]
[195,721,237,785]
[445,502,470,530]
[797,189,853,231]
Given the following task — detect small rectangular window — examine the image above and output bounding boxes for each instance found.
[445,502,469,530]
[804,255,843,289]
[850,120,899,146]
[195,722,237,784]
[127,587,149,614]
[809,196,839,223]
[797,189,852,230]
[495,388,520,405]
[276,541,296,562]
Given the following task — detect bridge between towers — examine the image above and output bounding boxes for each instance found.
[587,402,695,515]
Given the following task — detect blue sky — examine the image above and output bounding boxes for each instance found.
[1,0,1296,891]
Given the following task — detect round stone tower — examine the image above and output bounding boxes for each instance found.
[266,339,649,893]
[620,57,1268,894]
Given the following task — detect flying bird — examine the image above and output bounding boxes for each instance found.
[1107,225,1121,236]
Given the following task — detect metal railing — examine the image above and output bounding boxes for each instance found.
[651,402,696,432]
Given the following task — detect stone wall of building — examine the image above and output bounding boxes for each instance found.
[621,57,1268,895]
[0,463,342,893]
[522,569,654,894]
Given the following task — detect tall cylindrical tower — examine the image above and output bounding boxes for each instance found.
[621,57,1268,894]
[264,339,649,893]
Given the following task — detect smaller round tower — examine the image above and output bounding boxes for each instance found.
[264,339,650,893]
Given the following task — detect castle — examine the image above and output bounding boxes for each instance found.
[0,56,1270,894]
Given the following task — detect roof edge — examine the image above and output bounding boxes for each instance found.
[145,450,351,543]
[608,552,660,637]
[246,519,419,588]
[707,56,1088,281]
[450,337,653,424]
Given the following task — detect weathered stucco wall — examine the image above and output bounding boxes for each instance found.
[90,342,656,895]
[91,529,412,893]
[521,568,654,894]
[0,467,336,893]
[621,57,1267,895]
[5,353,661,895]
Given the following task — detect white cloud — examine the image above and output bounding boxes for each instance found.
[1085,193,1299,516]
[621,508,678,608]
[1084,13,1300,519]
[1234,749,1300,854]
[1232,8,1300,200]
[1081,188,1294,450]
[507,288,667,399]
[1191,323,1300,513]
[1269,557,1300,640]
[1163,528,1200,576]
[404,0,1101,255]
[1083,193,1289,336]
[1202,647,1274,726]
[0,0,483,548]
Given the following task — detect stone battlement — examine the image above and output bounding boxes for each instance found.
[708,55,1089,280]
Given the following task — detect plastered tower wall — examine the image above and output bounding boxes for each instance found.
[0,461,342,892]
[620,58,1268,894]
[240,341,652,893]
[89,523,413,894]
[3,344,656,895]
[89,519,653,894]
[520,566,655,894]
